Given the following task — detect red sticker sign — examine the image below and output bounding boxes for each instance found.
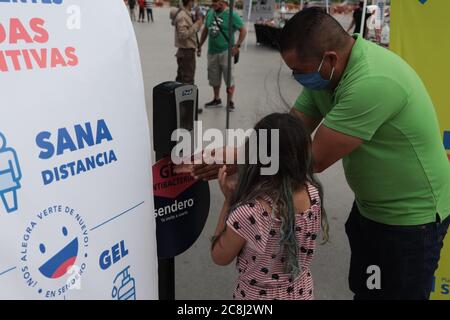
[152,156,196,199]
[152,156,210,258]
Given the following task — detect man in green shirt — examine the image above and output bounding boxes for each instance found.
[280,8,450,299]
[198,0,247,111]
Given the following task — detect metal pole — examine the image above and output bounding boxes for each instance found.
[325,0,329,14]
[244,0,253,51]
[360,0,368,36]
[158,258,175,299]
[226,0,235,130]
[156,149,175,300]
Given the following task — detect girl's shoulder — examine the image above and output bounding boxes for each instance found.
[228,183,322,229]
[227,200,272,253]
[229,199,270,223]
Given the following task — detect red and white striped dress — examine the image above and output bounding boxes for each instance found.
[226,182,322,300]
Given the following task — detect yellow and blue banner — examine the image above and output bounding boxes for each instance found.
[391,0,450,299]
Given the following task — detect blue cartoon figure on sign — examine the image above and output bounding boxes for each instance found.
[0,132,22,213]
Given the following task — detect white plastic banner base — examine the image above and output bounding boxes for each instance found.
[0,0,158,300]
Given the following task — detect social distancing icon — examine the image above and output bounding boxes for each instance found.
[0,132,21,214]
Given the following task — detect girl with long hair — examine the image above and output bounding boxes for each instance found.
[211,113,329,300]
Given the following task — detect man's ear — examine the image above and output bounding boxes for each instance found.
[324,51,338,67]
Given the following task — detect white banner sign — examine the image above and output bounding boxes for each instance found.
[0,0,158,299]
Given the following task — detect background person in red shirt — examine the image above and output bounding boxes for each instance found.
[138,0,146,23]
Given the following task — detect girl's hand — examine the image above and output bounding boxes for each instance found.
[218,165,237,203]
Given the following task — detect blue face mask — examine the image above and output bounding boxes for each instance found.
[293,55,335,90]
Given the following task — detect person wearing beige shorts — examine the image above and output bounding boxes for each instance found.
[207,51,235,91]
[199,0,247,111]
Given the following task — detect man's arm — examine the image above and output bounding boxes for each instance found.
[199,25,208,49]
[312,124,363,173]
[231,26,247,56]
[289,108,361,173]
[236,27,247,47]
[177,17,203,41]
[290,108,322,135]
[174,147,237,181]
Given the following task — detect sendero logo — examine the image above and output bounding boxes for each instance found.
[0,0,63,4]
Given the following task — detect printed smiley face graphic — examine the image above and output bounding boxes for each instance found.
[38,226,79,279]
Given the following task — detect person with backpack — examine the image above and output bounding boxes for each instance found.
[171,0,204,112]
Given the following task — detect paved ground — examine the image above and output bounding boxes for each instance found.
[134,7,355,300]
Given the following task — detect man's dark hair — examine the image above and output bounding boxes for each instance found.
[359,1,364,8]
[280,7,350,60]
[182,0,192,7]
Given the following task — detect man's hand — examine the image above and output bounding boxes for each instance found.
[174,163,237,181]
[174,163,224,181]
[199,25,208,49]
[231,45,240,57]
[174,147,238,181]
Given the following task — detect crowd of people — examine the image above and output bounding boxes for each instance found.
[169,0,387,114]
[171,0,247,113]
[125,0,154,23]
